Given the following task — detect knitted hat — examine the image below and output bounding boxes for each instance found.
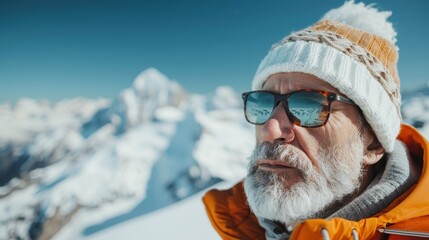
[252,1,401,152]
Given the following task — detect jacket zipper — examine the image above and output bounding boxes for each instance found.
[378,228,429,238]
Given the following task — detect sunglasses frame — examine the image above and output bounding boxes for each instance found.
[242,89,356,128]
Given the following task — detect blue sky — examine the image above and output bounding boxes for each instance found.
[1,0,428,102]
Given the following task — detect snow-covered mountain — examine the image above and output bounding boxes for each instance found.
[0,68,254,240]
[1,68,427,240]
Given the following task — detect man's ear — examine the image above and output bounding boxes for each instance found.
[363,137,385,165]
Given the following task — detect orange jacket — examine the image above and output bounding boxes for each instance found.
[203,124,429,239]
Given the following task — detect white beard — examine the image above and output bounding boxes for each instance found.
[243,136,365,226]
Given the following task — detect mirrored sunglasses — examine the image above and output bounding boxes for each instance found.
[242,90,356,127]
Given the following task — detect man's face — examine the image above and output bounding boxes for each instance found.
[244,72,369,226]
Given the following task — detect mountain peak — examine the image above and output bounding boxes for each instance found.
[133,68,170,94]
[81,68,188,137]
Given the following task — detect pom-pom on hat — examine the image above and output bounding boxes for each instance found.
[252,0,401,152]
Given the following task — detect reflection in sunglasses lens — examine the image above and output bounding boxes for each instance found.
[289,92,326,127]
[246,92,274,124]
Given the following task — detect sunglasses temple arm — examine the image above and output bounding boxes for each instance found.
[337,95,356,106]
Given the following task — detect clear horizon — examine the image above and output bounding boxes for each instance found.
[1,0,428,102]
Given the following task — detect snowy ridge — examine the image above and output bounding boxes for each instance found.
[119,68,186,126]
[0,68,254,239]
[81,68,187,139]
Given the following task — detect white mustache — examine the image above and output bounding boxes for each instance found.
[248,142,314,178]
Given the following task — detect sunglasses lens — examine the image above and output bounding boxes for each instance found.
[288,91,328,127]
[245,92,274,124]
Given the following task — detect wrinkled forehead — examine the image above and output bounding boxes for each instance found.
[262,72,342,95]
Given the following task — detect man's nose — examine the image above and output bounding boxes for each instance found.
[259,102,295,144]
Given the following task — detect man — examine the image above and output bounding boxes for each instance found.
[203,1,429,239]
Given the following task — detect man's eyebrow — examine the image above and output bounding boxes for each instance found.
[261,81,274,90]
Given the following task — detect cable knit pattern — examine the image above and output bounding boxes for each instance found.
[277,28,401,117]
